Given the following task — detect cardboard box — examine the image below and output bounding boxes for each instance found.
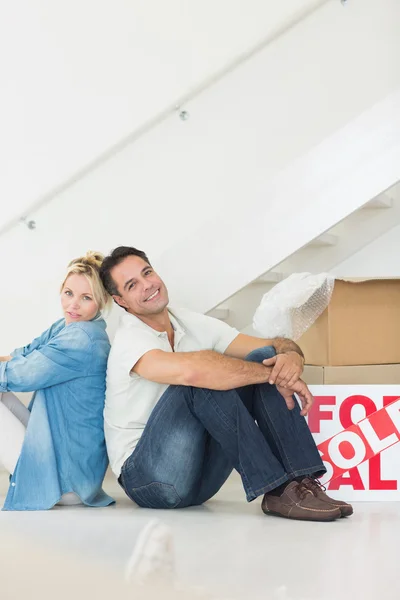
[298,279,400,366]
[303,364,400,385]
[303,365,324,385]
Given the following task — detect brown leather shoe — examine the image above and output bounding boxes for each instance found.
[301,477,353,517]
[262,481,341,522]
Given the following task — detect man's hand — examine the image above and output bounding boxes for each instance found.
[0,355,11,362]
[263,351,304,387]
[276,379,314,417]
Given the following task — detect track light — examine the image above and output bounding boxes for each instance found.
[20,217,36,230]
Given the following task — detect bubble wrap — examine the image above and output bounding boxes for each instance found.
[253,272,335,340]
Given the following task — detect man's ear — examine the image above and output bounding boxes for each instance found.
[113,294,128,309]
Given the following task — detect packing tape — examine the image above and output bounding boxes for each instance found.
[317,397,400,483]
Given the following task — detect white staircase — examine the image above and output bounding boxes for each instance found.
[209,182,400,332]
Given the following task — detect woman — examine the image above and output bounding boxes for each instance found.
[0,252,115,510]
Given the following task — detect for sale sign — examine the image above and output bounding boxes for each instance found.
[308,386,400,501]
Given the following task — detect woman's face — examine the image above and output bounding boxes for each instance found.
[61,274,99,324]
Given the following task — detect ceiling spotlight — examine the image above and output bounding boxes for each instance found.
[20,217,36,230]
[179,110,189,121]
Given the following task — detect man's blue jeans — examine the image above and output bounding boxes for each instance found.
[119,347,325,508]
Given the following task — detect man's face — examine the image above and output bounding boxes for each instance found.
[111,255,169,317]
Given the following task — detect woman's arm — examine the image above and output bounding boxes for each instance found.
[0,325,94,393]
[10,319,65,359]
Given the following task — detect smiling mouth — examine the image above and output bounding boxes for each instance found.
[145,289,160,302]
[67,312,81,318]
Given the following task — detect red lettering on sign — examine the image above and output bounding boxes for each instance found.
[339,395,377,429]
[308,396,336,434]
[318,398,400,486]
[328,467,365,491]
[384,396,400,411]
[337,395,398,490]
[369,455,397,490]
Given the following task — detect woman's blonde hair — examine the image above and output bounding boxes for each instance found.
[60,251,112,312]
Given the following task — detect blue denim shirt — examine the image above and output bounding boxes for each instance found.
[0,317,115,511]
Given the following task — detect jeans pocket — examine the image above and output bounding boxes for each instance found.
[128,482,182,509]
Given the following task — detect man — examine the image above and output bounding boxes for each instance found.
[100,246,352,521]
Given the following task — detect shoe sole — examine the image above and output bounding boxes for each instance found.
[262,507,341,522]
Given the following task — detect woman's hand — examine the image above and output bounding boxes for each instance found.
[0,355,12,362]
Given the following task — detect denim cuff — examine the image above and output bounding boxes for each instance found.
[0,361,8,392]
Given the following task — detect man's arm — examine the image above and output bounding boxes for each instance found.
[133,349,273,391]
[224,333,305,388]
[132,349,313,415]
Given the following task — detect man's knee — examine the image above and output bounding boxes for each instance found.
[127,481,183,509]
[245,345,276,363]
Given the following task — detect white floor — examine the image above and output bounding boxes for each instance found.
[1,470,399,600]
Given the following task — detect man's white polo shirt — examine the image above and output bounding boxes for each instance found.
[104,307,239,476]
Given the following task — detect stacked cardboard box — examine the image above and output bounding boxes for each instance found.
[303,364,400,385]
[299,278,400,385]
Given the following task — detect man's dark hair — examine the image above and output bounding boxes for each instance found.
[99,246,151,296]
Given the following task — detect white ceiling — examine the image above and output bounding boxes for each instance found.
[0,0,322,229]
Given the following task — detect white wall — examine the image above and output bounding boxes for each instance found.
[1,0,400,354]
